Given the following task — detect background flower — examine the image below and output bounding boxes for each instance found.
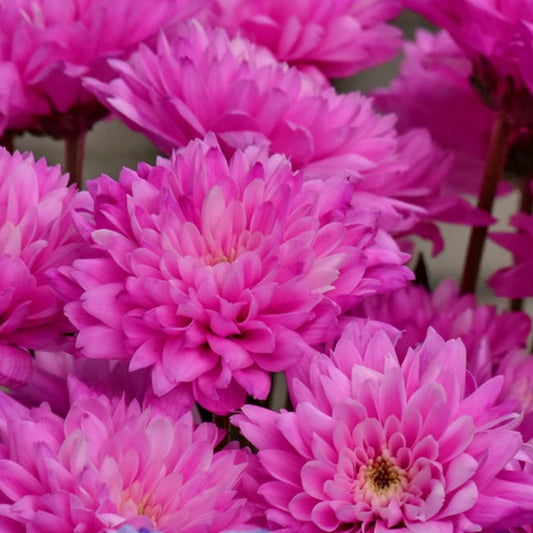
[209,0,403,79]
[87,20,491,249]
[0,0,210,138]
[488,210,533,298]
[373,29,497,196]
[0,147,86,389]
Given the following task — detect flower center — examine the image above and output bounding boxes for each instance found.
[204,247,238,265]
[358,452,405,498]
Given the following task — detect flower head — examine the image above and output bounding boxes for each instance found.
[355,278,531,373]
[0,0,209,137]
[0,378,254,532]
[403,0,533,117]
[374,29,498,196]
[234,321,533,531]
[0,147,86,388]
[209,0,403,78]
[51,135,411,413]
[87,20,490,246]
[489,211,533,298]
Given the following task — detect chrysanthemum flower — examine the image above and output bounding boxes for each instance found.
[0,0,209,138]
[0,147,86,388]
[403,0,533,115]
[488,211,533,298]
[0,378,255,532]
[373,30,497,196]
[234,321,533,532]
[354,278,531,371]
[86,21,491,246]
[209,0,403,78]
[85,21,397,170]
[51,135,411,414]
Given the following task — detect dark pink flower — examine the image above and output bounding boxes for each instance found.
[51,135,411,413]
[403,0,533,118]
[489,211,533,298]
[234,321,533,532]
[209,0,403,78]
[0,0,209,138]
[0,147,86,388]
[354,278,531,372]
[374,30,497,196]
[0,379,254,532]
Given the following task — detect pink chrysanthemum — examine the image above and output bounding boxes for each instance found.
[209,0,403,78]
[0,0,209,138]
[488,211,533,298]
[10,350,195,422]
[0,147,86,388]
[234,321,533,532]
[85,21,397,171]
[86,21,491,246]
[373,29,497,196]
[51,135,411,413]
[403,0,533,115]
[354,278,531,372]
[0,378,254,532]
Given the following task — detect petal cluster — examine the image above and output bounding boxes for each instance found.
[0,379,254,532]
[0,0,209,137]
[355,278,531,372]
[52,135,411,413]
[87,20,489,245]
[0,147,85,388]
[489,210,533,298]
[209,0,403,78]
[374,29,497,196]
[235,321,533,531]
[403,0,533,114]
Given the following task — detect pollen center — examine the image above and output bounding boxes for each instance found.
[358,452,405,499]
[368,455,400,493]
[204,247,238,265]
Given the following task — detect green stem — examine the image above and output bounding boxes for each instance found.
[460,112,512,295]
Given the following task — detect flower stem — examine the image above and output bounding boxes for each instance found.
[460,112,512,295]
[1,131,14,153]
[64,131,87,189]
[510,179,533,311]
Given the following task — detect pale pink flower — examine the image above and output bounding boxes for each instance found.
[50,135,411,414]
[234,321,533,532]
[0,378,254,532]
[0,0,210,138]
[86,21,491,248]
[209,0,403,78]
[0,147,86,389]
[489,211,533,298]
[374,30,497,196]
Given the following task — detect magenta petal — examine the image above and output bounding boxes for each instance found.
[0,343,32,388]
[0,460,43,500]
[311,500,340,531]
